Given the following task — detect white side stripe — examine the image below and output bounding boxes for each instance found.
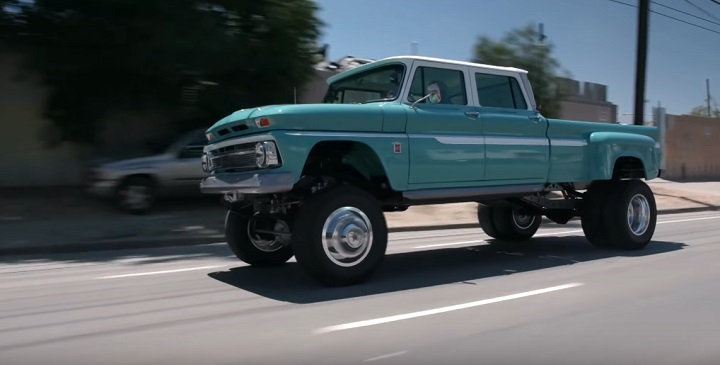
[435,136,485,145]
[486,137,549,146]
[551,139,588,147]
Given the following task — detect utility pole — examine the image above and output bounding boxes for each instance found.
[410,41,419,55]
[633,0,650,125]
[707,78,712,117]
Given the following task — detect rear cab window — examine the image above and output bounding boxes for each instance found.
[474,72,529,110]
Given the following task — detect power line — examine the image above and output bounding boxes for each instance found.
[651,1,720,26]
[606,0,720,35]
[683,0,720,23]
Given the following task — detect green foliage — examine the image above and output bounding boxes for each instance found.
[471,23,570,118]
[688,104,720,118]
[2,0,323,145]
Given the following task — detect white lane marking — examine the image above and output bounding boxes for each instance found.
[314,282,584,334]
[96,265,226,279]
[534,229,583,236]
[412,229,584,249]
[657,215,720,224]
[414,240,485,249]
[410,215,720,249]
[365,351,408,362]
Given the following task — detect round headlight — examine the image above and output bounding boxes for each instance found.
[255,142,267,167]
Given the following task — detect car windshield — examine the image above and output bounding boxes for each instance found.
[323,64,405,104]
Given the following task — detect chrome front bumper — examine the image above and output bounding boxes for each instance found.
[199,171,295,195]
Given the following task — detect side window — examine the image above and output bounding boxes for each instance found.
[475,73,528,110]
[407,66,467,105]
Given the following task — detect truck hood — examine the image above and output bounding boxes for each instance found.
[205,103,386,143]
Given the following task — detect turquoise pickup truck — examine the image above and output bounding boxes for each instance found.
[199,55,662,286]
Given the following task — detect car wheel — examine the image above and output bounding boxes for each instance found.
[225,209,295,266]
[291,185,388,287]
[601,179,657,250]
[117,176,155,215]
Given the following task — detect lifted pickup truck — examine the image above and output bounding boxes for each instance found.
[199,55,662,286]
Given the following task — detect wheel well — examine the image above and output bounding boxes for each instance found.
[612,156,646,179]
[300,141,392,197]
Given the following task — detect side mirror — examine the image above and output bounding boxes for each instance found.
[426,83,442,103]
[410,83,442,109]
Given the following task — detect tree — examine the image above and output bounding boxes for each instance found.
[688,105,720,118]
[2,0,323,146]
[471,23,570,118]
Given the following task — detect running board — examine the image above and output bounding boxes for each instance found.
[401,184,546,206]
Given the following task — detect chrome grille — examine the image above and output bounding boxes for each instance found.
[209,142,257,172]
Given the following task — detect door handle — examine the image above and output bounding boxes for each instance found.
[465,111,480,118]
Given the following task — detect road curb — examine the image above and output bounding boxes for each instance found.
[1,206,717,258]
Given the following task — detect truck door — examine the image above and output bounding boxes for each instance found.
[471,71,549,182]
[405,61,486,185]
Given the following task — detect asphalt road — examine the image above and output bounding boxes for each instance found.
[2,211,720,365]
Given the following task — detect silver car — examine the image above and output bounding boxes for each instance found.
[87,128,210,214]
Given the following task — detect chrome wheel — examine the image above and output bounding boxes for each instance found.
[247,216,291,253]
[321,207,373,267]
[627,193,651,236]
[512,209,537,230]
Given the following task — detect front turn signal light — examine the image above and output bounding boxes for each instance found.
[254,117,271,128]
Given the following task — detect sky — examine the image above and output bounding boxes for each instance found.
[313,0,720,123]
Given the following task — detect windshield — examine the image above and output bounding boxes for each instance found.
[323,64,406,104]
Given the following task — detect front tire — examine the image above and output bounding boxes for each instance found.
[225,210,294,266]
[291,185,388,287]
[478,204,542,242]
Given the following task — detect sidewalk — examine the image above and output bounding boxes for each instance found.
[1,180,719,256]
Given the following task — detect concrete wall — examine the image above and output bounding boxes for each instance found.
[662,114,720,181]
[559,99,617,123]
[0,48,184,187]
[0,50,85,187]
[556,76,618,123]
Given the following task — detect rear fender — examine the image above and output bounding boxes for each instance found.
[588,131,659,180]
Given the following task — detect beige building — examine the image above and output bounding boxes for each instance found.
[659,113,720,181]
[556,77,618,123]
